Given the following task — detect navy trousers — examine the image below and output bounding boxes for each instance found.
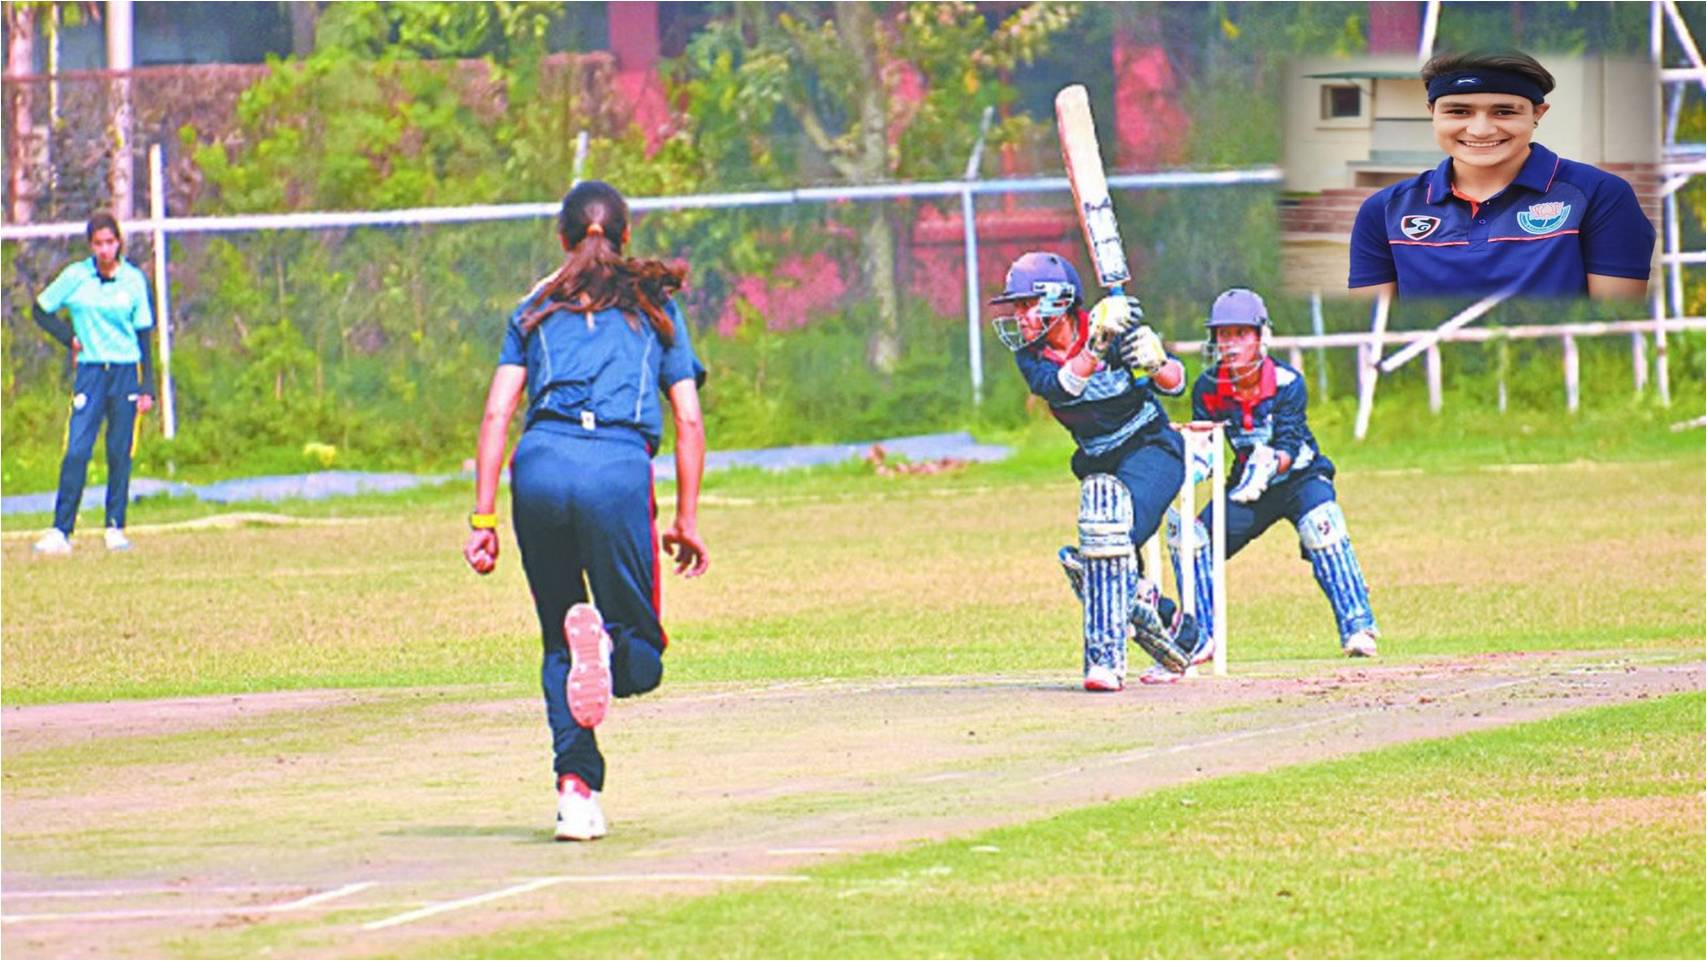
[53,363,140,535]
[1072,427,1185,580]
[1197,468,1338,559]
[511,422,665,792]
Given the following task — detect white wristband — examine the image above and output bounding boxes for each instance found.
[1057,365,1088,396]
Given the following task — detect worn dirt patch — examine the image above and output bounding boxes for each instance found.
[0,689,435,752]
[1,652,1699,960]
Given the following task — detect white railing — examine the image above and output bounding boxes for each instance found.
[1,149,1283,437]
[1168,317,1707,418]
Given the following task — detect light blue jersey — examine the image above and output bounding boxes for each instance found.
[36,258,153,364]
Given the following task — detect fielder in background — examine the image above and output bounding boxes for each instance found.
[463,180,709,841]
[991,251,1209,691]
[1172,288,1379,658]
[31,211,156,555]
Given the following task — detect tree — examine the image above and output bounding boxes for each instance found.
[4,1,97,223]
[678,1,1075,373]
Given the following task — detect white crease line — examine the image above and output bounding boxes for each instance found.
[267,882,377,911]
[361,877,564,931]
[2,881,379,924]
[361,873,807,932]
[766,847,844,856]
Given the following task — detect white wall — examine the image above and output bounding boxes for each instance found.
[1284,55,1416,192]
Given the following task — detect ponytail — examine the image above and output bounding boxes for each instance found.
[518,181,686,343]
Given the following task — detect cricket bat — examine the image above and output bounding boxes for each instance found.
[1054,84,1131,296]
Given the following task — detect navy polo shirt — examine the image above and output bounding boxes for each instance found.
[1348,143,1654,298]
[499,296,706,452]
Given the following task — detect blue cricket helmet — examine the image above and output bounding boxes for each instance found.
[1204,287,1271,376]
[1205,287,1270,329]
[989,251,1084,306]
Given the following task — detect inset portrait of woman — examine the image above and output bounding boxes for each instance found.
[1348,50,1656,301]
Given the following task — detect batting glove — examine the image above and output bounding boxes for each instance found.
[1121,324,1167,374]
[1087,295,1140,354]
[1228,444,1278,504]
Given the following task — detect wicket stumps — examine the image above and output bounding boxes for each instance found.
[1142,421,1229,676]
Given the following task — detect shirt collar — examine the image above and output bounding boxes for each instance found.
[1426,142,1560,204]
[84,256,121,283]
[1213,356,1277,402]
[1511,142,1560,193]
[1424,155,1456,205]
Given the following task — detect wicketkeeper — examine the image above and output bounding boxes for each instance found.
[1171,288,1380,658]
[991,251,1209,691]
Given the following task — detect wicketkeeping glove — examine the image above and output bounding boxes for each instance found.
[1228,444,1278,503]
[1121,324,1167,374]
[1086,295,1140,354]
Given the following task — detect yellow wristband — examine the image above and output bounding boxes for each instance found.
[468,512,499,530]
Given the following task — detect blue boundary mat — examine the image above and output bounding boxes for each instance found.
[1,432,1011,515]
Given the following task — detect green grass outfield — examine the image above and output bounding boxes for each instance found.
[2,405,1702,705]
[443,692,1706,959]
[3,404,1702,960]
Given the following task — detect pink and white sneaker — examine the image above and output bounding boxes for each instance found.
[564,603,613,728]
[1083,664,1124,692]
[1138,662,1200,685]
[554,773,607,841]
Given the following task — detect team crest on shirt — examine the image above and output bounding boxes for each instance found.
[1399,215,1441,240]
[1517,201,1571,234]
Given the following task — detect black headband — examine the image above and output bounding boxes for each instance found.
[1427,68,1546,105]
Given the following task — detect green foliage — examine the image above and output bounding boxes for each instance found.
[110,1,670,482]
[696,299,1028,449]
[5,1,1699,493]
[1433,1,1651,56]
[671,3,1077,370]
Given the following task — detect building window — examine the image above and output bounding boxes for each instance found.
[1321,85,1362,120]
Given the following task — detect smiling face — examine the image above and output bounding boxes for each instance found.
[1429,93,1549,173]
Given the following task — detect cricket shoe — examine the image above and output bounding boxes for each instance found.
[1083,664,1124,692]
[1138,661,1201,685]
[564,603,613,728]
[104,528,132,552]
[1342,629,1379,658]
[33,529,71,555]
[554,774,607,841]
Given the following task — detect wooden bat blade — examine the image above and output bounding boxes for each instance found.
[1055,84,1130,291]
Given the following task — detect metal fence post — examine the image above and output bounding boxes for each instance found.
[1562,334,1579,413]
[1426,343,1442,414]
[148,143,176,440]
[962,106,994,407]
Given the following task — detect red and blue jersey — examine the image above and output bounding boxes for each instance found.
[499,295,705,452]
[1191,357,1330,488]
[1013,313,1183,458]
[1348,143,1654,298]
